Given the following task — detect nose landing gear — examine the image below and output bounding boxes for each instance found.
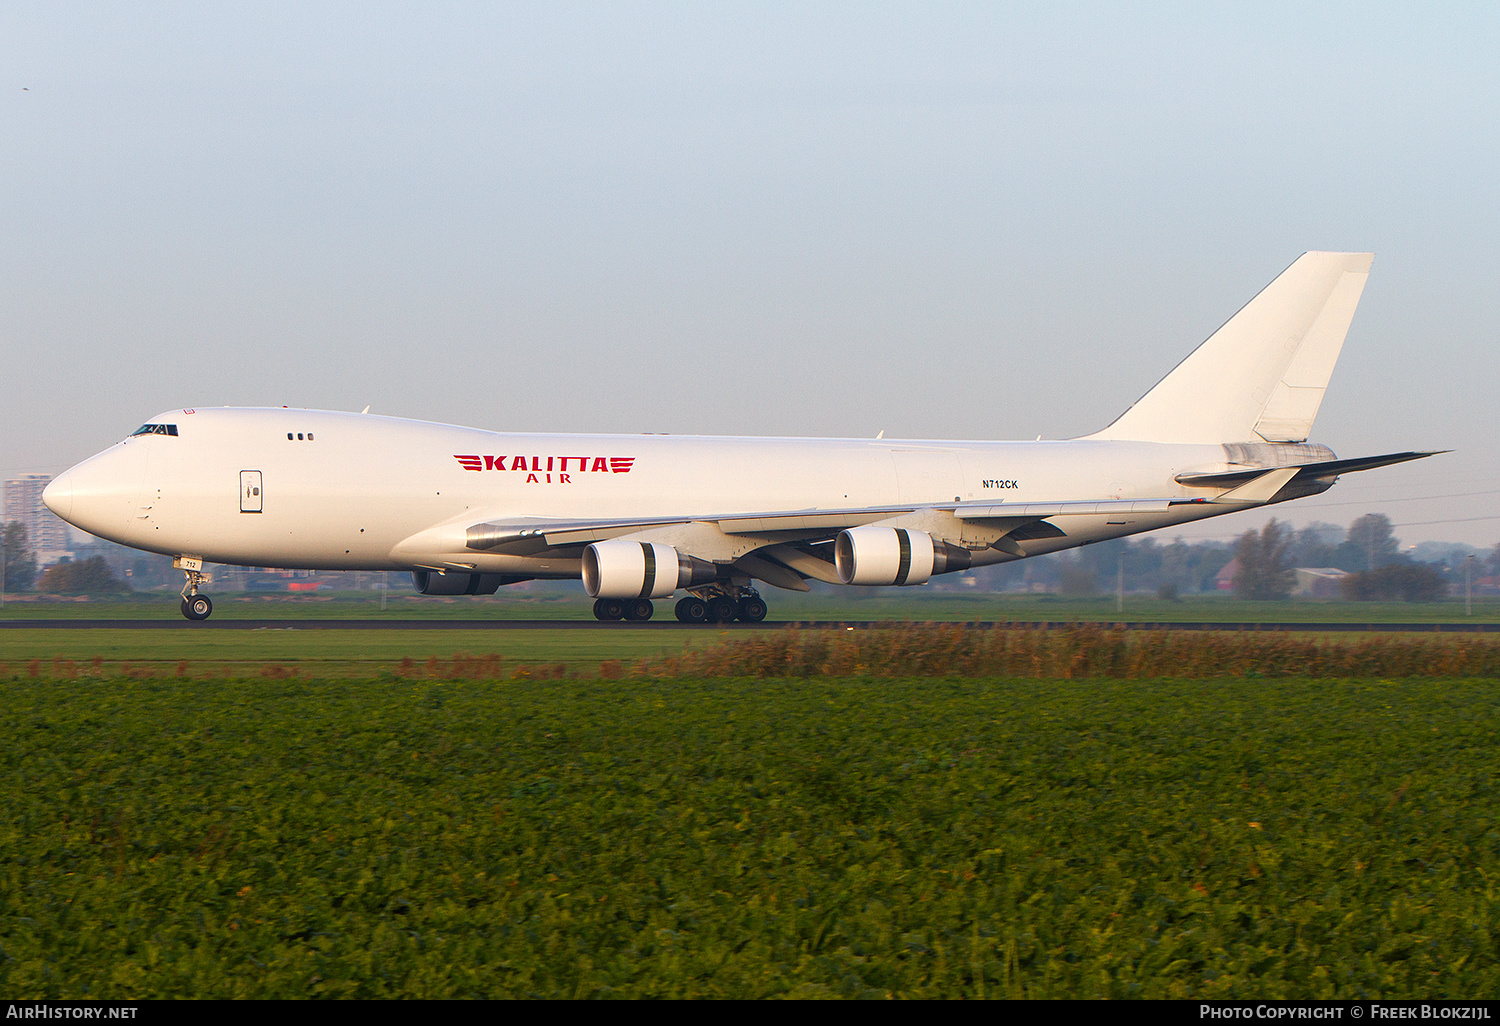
[179,568,213,621]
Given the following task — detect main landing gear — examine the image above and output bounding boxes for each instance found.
[590,587,769,624]
[591,597,655,622]
[180,569,213,621]
[674,586,767,624]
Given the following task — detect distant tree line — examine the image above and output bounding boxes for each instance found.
[1231,514,1455,602]
[3,521,37,592]
[1233,520,1295,600]
[964,535,1237,597]
[37,556,127,596]
[954,512,1494,603]
[1340,564,1447,602]
[3,522,130,596]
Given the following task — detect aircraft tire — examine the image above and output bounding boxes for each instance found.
[675,597,708,623]
[622,598,654,621]
[706,597,738,624]
[182,595,213,621]
[736,596,768,622]
[593,598,625,621]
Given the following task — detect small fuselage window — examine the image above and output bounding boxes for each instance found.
[131,424,178,437]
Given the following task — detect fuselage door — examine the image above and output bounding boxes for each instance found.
[240,470,263,513]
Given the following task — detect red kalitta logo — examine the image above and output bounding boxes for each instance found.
[453,454,634,484]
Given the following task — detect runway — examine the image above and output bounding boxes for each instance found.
[2,619,1498,632]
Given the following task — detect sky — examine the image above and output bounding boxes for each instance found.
[3,2,1497,548]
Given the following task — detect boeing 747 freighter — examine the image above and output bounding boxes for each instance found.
[43,252,1435,621]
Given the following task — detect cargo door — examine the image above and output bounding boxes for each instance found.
[240,470,263,513]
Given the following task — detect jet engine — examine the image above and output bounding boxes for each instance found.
[834,527,971,586]
[411,570,526,595]
[582,540,718,599]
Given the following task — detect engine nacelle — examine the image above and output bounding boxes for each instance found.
[834,527,971,586]
[582,540,718,599]
[411,570,525,595]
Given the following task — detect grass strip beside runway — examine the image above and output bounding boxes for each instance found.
[4,593,1499,623]
[0,628,702,680]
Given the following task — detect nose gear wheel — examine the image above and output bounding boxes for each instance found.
[179,569,214,621]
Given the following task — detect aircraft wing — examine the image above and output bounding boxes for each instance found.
[466,507,900,553]
[465,506,915,550]
[461,496,1215,554]
[452,496,1219,589]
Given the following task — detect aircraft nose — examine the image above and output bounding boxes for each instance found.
[42,472,73,520]
[44,444,146,543]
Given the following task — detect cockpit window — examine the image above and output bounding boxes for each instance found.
[131,424,179,437]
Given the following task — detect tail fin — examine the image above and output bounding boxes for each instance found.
[1087,252,1373,444]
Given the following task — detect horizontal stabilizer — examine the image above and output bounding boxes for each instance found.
[1176,450,1444,488]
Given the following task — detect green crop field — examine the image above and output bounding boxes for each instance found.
[2,652,1497,998]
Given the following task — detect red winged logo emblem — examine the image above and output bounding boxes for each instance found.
[452,455,635,474]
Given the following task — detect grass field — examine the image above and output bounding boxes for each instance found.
[0,627,701,680]
[3,589,1499,623]
[2,654,1498,998]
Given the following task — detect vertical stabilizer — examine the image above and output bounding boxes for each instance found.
[1087,252,1373,444]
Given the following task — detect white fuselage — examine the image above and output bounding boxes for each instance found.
[45,407,1260,578]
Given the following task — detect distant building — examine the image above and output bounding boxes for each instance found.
[4,474,72,562]
[1293,567,1350,598]
[1217,561,1351,598]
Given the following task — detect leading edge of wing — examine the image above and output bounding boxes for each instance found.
[462,497,1219,552]
[464,506,933,550]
